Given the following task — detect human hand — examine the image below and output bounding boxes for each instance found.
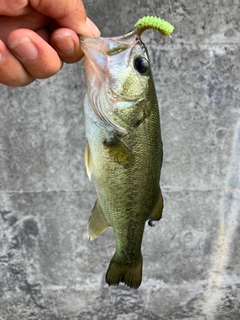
[0,0,100,87]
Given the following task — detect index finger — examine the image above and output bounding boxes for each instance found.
[29,0,98,37]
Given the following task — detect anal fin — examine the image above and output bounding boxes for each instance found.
[150,188,164,221]
[88,200,110,240]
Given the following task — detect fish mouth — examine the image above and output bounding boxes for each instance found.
[80,27,139,56]
[80,27,139,89]
[80,28,140,134]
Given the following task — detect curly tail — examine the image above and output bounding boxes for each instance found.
[105,252,143,289]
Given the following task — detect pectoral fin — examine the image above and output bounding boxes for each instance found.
[103,136,134,168]
[88,200,110,240]
[150,188,164,221]
[85,142,92,181]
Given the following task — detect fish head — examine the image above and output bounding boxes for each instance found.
[81,28,155,134]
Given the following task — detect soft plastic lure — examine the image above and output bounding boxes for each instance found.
[135,16,174,37]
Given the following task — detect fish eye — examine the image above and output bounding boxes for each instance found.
[134,56,149,74]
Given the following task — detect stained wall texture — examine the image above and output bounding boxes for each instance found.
[0,0,240,319]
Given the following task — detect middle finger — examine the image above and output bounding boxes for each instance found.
[7,28,62,79]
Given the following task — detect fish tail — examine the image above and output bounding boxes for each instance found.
[106,252,143,289]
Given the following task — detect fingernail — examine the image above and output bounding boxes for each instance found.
[86,18,101,37]
[53,35,75,55]
[9,37,38,61]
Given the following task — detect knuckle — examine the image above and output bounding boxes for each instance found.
[0,55,35,87]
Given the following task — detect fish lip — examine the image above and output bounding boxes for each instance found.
[79,27,139,45]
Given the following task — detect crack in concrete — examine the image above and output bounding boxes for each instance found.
[202,123,240,319]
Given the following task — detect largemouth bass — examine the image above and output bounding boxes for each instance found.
[81,17,173,289]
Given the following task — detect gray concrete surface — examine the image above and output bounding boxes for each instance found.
[0,0,240,319]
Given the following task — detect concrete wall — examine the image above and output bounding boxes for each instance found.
[0,0,239,319]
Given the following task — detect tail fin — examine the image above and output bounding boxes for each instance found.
[105,252,143,289]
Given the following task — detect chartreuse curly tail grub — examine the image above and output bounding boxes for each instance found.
[135,16,174,37]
